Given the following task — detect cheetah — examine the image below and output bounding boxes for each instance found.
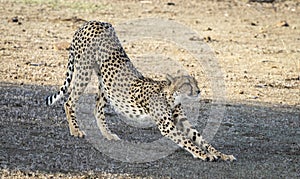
[46,21,236,162]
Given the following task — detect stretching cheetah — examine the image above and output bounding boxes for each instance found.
[46,21,236,162]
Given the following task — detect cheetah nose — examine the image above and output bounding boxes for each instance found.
[196,90,201,95]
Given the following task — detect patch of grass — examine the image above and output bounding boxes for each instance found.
[15,0,107,12]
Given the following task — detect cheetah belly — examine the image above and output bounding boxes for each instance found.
[108,89,155,128]
[108,97,155,128]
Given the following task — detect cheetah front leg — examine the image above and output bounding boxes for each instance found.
[172,104,236,161]
[156,115,218,161]
[94,85,120,140]
[149,94,217,161]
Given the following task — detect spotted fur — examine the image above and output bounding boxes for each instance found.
[46,21,236,162]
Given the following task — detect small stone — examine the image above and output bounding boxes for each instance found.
[251,22,257,26]
[12,16,18,23]
[167,2,175,6]
[140,0,152,4]
[276,21,289,27]
[255,84,267,88]
[251,96,259,99]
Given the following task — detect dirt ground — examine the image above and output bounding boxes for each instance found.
[0,0,299,178]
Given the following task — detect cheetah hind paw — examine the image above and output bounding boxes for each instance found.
[70,129,86,138]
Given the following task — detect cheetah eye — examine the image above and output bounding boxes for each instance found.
[178,84,193,95]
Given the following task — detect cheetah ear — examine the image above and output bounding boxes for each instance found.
[165,74,174,85]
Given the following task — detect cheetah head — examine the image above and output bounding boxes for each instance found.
[166,74,201,105]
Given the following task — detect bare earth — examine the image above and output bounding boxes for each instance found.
[0,0,299,178]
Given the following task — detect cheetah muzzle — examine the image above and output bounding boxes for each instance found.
[46,20,236,162]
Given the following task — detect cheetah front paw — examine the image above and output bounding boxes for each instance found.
[221,154,236,162]
[206,154,219,162]
[196,153,219,162]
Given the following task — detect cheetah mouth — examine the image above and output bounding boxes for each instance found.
[174,93,200,106]
[181,93,200,99]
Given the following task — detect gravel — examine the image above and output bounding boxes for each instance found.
[1,83,299,178]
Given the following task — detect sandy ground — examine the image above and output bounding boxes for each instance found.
[0,0,299,178]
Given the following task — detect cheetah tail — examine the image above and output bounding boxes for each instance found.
[45,49,75,106]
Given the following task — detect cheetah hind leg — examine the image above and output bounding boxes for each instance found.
[64,101,86,138]
[94,90,120,140]
[63,65,93,138]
